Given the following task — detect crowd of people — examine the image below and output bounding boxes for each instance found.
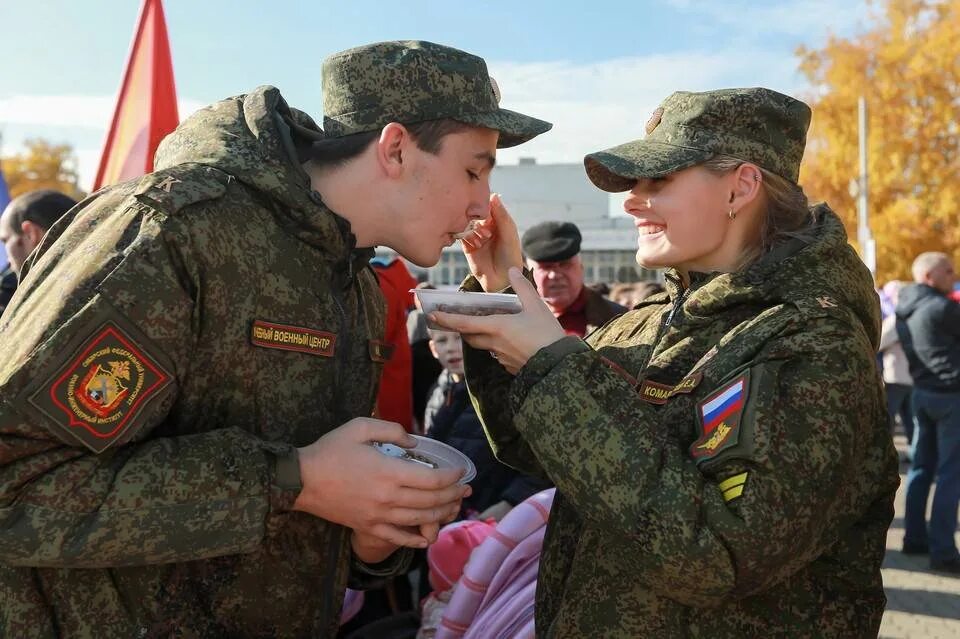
[0,37,954,639]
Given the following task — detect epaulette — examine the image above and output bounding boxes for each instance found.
[790,295,858,329]
[133,164,233,215]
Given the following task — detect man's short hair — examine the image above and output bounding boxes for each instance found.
[4,189,78,234]
[911,251,950,283]
[301,118,475,169]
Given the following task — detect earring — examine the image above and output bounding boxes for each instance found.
[728,209,737,220]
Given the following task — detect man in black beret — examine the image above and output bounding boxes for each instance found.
[521,220,625,337]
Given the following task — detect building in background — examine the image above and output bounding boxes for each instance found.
[378,159,659,287]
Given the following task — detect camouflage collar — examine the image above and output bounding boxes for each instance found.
[155,86,355,261]
[659,205,877,343]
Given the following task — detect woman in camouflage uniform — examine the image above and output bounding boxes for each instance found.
[433,87,900,637]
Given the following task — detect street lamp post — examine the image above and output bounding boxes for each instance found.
[856,96,876,278]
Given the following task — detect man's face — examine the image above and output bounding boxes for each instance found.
[527,254,585,313]
[390,126,499,267]
[928,259,956,295]
[0,208,31,276]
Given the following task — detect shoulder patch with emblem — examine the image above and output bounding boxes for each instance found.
[27,322,173,453]
[690,371,749,464]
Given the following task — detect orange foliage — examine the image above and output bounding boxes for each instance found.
[1,139,85,202]
[797,0,960,283]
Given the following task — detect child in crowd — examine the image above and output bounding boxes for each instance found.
[425,329,552,521]
[416,519,496,639]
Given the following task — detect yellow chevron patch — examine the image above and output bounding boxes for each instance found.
[717,472,748,492]
[717,472,748,503]
[722,484,745,502]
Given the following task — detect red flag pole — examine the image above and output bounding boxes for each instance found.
[148,0,178,172]
[93,0,179,191]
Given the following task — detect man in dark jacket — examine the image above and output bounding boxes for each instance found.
[897,251,960,574]
[0,189,78,315]
[0,41,550,637]
[521,220,625,336]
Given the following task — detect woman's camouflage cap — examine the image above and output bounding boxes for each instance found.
[584,87,811,192]
[321,40,552,148]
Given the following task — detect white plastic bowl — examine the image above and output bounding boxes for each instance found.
[372,435,477,484]
[412,289,522,329]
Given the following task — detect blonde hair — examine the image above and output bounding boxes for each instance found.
[701,155,815,268]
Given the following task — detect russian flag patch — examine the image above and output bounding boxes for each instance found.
[690,372,749,464]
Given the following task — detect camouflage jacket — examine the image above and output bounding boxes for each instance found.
[464,205,899,638]
[0,86,403,638]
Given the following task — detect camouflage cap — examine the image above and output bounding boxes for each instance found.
[584,87,811,192]
[321,40,552,148]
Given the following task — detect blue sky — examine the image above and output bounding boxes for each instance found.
[0,0,875,190]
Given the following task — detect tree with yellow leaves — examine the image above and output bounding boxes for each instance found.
[797,0,960,284]
[0,138,85,201]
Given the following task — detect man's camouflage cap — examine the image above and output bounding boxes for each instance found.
[321,40,552,148]
[584,87,811,192]
[522,221,582,263]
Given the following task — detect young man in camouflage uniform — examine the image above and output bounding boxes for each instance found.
[436,88,899,637]
[0,41,549,637]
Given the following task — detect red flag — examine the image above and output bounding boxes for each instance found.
[93,0,178,190]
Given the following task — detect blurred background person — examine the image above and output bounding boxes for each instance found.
[586,281,610,298]
[0,263,14,317]
[879,280,914,460]
[0,189,77,314]
[609,280,665,308]
[408,282,444,432]
[371,255,417,432]
[521,220,625,337]
[896,252,960,573]
[608,282,636,308]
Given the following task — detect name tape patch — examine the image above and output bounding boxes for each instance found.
[251,320,336,357]
[638,371,703,405]
[28,323,172,453]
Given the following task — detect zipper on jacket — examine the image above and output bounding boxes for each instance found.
[319,263,352,630]
[639,274,691,374]
[331,286,350,412]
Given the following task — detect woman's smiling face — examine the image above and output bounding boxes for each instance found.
[623,165,746,276]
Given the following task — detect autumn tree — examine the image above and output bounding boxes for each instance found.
[0,138,86,201]
[797,0,960,284]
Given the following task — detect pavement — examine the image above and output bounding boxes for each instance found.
[879,434,960,639]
